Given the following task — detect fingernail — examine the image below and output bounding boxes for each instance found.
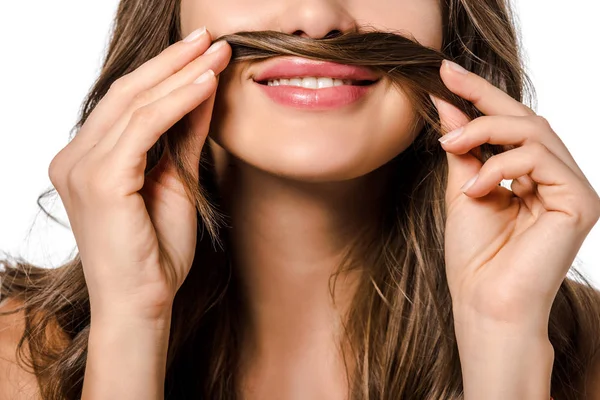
[439,127,464,144]
[205,40,227,55]
[429,94,453,114]
[183,26,207,43]
[429,94,440,109]
[193,69,215,84]
[461,174,479,193]
[444,60,469,75]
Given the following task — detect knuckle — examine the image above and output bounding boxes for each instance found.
[465,86,481,104]
[109,75,134,96]
[527,141,549,158]
[522,104,537,116]
[486,152,502,166]
[48,152,67,188]
[560,191,600,229]
[533,115,552,131]
[131,89,156,109]
[582,194,600,226]
[130,106,158,127]
[469,115,487,130]
[474,81,493,103]
[482,154,502,176]
[523,117,543,140]
[62,153,132,205]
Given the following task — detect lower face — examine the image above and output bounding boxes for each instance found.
[180,0,443,182]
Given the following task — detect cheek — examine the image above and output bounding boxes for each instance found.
[204,73,421,182]
[180,1,224,38]
[357,1,443,50]
[179,1,196,36]
[180,0,267,39]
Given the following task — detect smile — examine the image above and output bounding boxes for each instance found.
[252,57,381,109]
[261,77,377,89]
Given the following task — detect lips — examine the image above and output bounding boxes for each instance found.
[252,56,381,83]
[251,57,381,110]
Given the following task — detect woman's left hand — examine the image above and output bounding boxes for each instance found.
[430,59,600,398]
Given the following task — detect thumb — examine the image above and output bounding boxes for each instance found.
[146,85,218,188]
[429,94,482,203]
[184,83,219,180]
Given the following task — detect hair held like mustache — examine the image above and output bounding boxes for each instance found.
[214,30,485,126]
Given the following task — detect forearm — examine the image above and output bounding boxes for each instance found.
[454,311,554,400]
[81,311,172,400]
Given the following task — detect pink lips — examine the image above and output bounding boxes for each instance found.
[252,57,380,110]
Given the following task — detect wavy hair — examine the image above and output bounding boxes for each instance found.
[2,0,600,398]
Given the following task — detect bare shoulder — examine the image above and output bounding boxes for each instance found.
[0,297,41,399]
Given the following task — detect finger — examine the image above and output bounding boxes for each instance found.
[440,59,535,117]
[439,115,588,182]
[185,80,219,173]
[144,77,221,188]
[93,39,231,154]
[108,69,218,181]
[461,143,592,218]
[430,95,484,204]
[142,87,219,194]
[58,27,215,165]
[509,175,546,217]
[510,175,537,199]
[429,93,470,133]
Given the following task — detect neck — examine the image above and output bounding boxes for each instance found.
[213,144,389,398]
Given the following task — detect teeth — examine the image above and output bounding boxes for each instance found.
[302,77,317,89]
[317,77,333,88]
[267,77,352,88]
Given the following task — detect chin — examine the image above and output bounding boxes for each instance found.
[204,65,421,183]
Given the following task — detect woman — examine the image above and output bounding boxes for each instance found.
[1,0,599,398]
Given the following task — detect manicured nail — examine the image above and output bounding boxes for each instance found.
[444,60,469,75]
[194,69,215,84]
[439,127,464,144]
[461,174,479,193]
[183,26,206,43]
[429,94,439,109]
[204,40,227,55]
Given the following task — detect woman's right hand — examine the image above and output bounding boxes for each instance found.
[48,27,231,322]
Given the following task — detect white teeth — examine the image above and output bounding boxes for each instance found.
[300,77,317,89]
[317,77,333,88]
[266,77,353,88]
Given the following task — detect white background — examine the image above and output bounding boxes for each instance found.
[1,1,599,287]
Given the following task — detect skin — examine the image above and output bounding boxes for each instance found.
[0,0,599,399]
[179,0,443,397]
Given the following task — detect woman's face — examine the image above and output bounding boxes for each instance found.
[180,0,443,182]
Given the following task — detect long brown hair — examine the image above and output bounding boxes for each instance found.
[2,0,600,399]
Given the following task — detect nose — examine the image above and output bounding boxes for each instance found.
[278,0,357,39]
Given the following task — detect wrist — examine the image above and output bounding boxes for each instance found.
[453,311,554,400]
[460,335,554,400]
[89,312,173,341]
[83,311,172,400]
[88,310,172,362]
[88,306,173,362]
[452,298,551,340]
[89,294,175,327]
